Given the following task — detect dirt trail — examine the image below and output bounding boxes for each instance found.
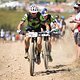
[0,19,80,80]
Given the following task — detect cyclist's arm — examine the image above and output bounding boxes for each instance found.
[40,15,50,31]
[51,16,60,29]
[17,14,28,30]
[56,22,61,29]
[71,19,80,30]
[73,19,80,24]
[51,15,55,22]
[17,21,24,30]
[44,22,50,31]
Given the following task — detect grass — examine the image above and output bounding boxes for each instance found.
[0,9,72,31]
[0,9,26,31]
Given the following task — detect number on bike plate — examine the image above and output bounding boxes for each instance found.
[28,32,38,37]
[42,34,50,37]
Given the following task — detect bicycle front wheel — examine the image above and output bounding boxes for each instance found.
[29,42,35,76]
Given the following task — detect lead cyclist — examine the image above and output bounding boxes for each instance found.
[17,4,50,64]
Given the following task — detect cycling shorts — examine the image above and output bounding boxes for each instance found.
[26,26,41,32]
[74,32,80,46]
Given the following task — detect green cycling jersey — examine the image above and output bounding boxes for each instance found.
[21,12,44,29]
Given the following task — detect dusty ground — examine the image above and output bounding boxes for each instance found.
[0,19,80,80]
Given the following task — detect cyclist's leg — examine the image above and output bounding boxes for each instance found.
[24,26,32,58]
[35,27,42,64]
[24,35,30,58]
[36,36,42,64]
[77,32,80,59]
[35,27,42,53]
[37,37,42,53]
[74,32,80,60]
[48,26,53,62]
[24,36,30,53]
[48,36,53,62]
[48,26,52,52]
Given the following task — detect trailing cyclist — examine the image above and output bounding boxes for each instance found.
[41,8,56,62]
[60,16,66,36]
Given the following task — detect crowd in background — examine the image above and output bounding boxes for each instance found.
[0,13,66,43]
[0,29,24,42]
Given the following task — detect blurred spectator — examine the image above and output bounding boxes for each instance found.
[19,34,24,42]
[0,29,5,40]
[15,34,20,41]
[5,31,11,41]
[11,32,16,42]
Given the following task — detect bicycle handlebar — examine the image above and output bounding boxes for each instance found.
[19,29,60,37]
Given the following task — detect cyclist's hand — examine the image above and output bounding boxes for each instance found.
[46,30,50,34]
[69,20,75,23]
[17,30,21,34]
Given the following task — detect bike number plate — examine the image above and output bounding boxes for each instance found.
[28,32,38,37]
[42,34,50,37]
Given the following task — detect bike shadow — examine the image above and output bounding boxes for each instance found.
[34,65,71,76]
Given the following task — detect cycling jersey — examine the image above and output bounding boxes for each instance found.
[55,19,62,28]
[75,12,80,31]
[21,12,44,29]
[43,14,55,25]
[41,14,55,31]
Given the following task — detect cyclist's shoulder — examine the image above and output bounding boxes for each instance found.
[36,12,42,18]
[75,12,80,19]
[37,12,41,15]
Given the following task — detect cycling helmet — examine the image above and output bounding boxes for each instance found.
[55,15,59,19]
[29,4,38,13]
[41,8,48,16]
[73,4,79,8]
[61,16,65,19]
[77,3,80,6]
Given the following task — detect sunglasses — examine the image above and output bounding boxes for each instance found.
[74,7,79,9]
[78,4,80,6]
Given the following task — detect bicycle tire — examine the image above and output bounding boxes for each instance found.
[43,41,49,69]
[29,42,35,76]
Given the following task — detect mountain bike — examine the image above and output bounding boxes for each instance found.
[42,29,60,69]
[26,31,51,75]
[20,30,60,76]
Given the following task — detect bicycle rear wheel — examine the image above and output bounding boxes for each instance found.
[43,41,49,69]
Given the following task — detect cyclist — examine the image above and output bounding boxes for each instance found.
[60,16,66,36]
[17,4,50,64]
[41,8,56,62]
[70,3,80,60]
[55,15,61,27]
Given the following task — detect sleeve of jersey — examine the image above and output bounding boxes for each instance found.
[40,15,46,23]
[75,13,80,21]
[51,16,55,22]
[21,14,28,22]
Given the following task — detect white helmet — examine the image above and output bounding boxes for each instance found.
[29,4,38,13]
[73,4,79,8]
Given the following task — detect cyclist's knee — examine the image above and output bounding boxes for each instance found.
[24,37,30,48]
[37,37,42,44]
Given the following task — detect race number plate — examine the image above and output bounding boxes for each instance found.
[41,34,50,37]
[28,32,38,37]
